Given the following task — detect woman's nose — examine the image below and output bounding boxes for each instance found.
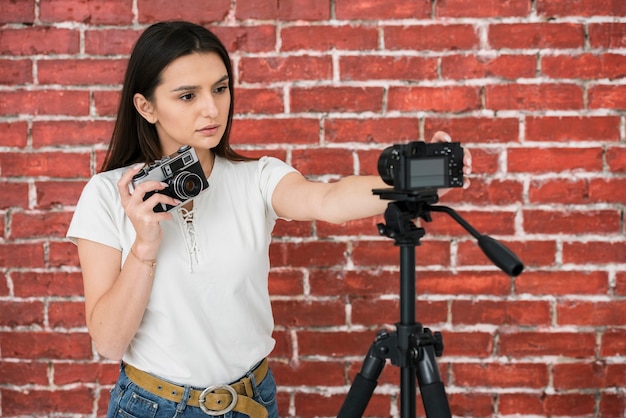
[200,93,218,119]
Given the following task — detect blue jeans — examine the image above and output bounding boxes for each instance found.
[106,363,278,418]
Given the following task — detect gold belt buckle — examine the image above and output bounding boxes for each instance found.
[198,384,238,416]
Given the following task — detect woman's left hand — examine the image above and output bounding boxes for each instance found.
[429,131,472,195]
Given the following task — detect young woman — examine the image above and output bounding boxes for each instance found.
[67,21,472,418]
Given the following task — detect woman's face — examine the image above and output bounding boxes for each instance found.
[137,52,231,161]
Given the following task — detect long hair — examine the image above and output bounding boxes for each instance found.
[101,21,252,172]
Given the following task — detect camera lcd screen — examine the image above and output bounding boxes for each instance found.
[408,157,446,189]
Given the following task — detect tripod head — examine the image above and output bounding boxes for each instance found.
[373,188,524,277]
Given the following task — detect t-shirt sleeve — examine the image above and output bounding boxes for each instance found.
[66,174,123,250]
[257,156,298,221]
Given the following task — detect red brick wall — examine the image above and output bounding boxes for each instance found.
[2,0,626,416]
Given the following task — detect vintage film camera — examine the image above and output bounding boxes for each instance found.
[377,141,464,192]
[132,145,209,213]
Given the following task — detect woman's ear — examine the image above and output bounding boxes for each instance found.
[133,93,157,124]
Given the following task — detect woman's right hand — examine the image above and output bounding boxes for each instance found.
[117,163,180,256]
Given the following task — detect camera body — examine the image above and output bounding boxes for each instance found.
[131,145,209,213]
[378,141,464,192]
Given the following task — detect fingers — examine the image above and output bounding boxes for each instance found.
[430,131,452,143]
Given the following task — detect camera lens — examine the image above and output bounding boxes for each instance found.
[377,146,398,186]
[171,171,203,199]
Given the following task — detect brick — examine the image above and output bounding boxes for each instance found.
[0,27,80,55]
[557,300,626,326]
[437,0,530,17]
[448,393,495,417]
[537,0,626,17]
[526,116,620,142]
[12,271,84,298]
[545,394,595,416]
[53,362,119,385]
[0,90,90,116]
[39,0,133,24]
[416,270,511,296]
[212,26,277,53]
[1,331,92,359]
[341,55,438,82]
[273,299,346,327]
[351,240,451,267]
[529,178,590,204]
[49,301,86,328]
[38,59,127,85]
[291,148,355,176]
[451,300,550,326]
[291,86,383,113]
[2,388,94,415]
[500,331,596,357]
[270,241,347,267]
[388,86,481,113]
[523,209,620,235]
[442,54,536,80]
[489,23,584,49]
[308,268,398,297]
[589,178,626,203]
[427,209,517,236]
[271,360,344,386]
[563,241,626,264]
[385,24,479,51]
[137,0,231,23]
[607,146,626,172]
[456,179,523,205]
[93,90,121,116]
[0,152,91,178]
[0,301,45,327]
[442,332,494,357]
[239,56,332,83]
[466,147,500,174]
[487,83,584,110]
[600,328,626,357]
[553,362,621,390]
[234,88,284,115]
[600,393,626,417]
[426,117,520,143]
[515,271,609,295]
[589,84,626,109]
[324,117,419,144]
[85,28,140,55]
[0,0,35,23]
[282,25,378,51]
[231,117,317,142]
[0,243,45,268]
[336,0,430,19]
[49,241,82,268]
[616,272,626,296]
[36,181,87,209]
[0,121,28,147]
[32,120,114,147]
[508,147,603,173]
[297,392,390,417]
[453,363,548,388]
[0,182,29,210]
[236,0,330,20]
[0,58,32,84]
[351,299,448,326]
[0,361,48,385]
[297,330,379,356]
[589,22,626,48]
[268,270,305,296]
[542,53,626,79]
[499,393,544,415]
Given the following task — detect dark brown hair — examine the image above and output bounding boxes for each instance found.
[101,21,252,172]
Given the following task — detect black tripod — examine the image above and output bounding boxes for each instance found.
[338,189,524,418]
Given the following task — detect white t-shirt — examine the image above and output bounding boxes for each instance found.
[67,155,296,387]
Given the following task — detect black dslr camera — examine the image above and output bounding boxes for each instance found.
[132,145,209,213]
[377,141,464,192]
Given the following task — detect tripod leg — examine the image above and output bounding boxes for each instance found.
[338,340,387,418]
[416,344,451,418]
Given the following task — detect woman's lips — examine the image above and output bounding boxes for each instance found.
[198,125,220,135]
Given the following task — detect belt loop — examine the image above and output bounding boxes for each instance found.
[246,365,260,399]
[175,385,192,415]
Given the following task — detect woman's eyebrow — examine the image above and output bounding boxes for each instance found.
[171,75,229,92]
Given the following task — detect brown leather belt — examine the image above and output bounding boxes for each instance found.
[123,359,269,417]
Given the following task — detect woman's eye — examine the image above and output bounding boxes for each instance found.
[180,93,195,101]
[214,85,228,94]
